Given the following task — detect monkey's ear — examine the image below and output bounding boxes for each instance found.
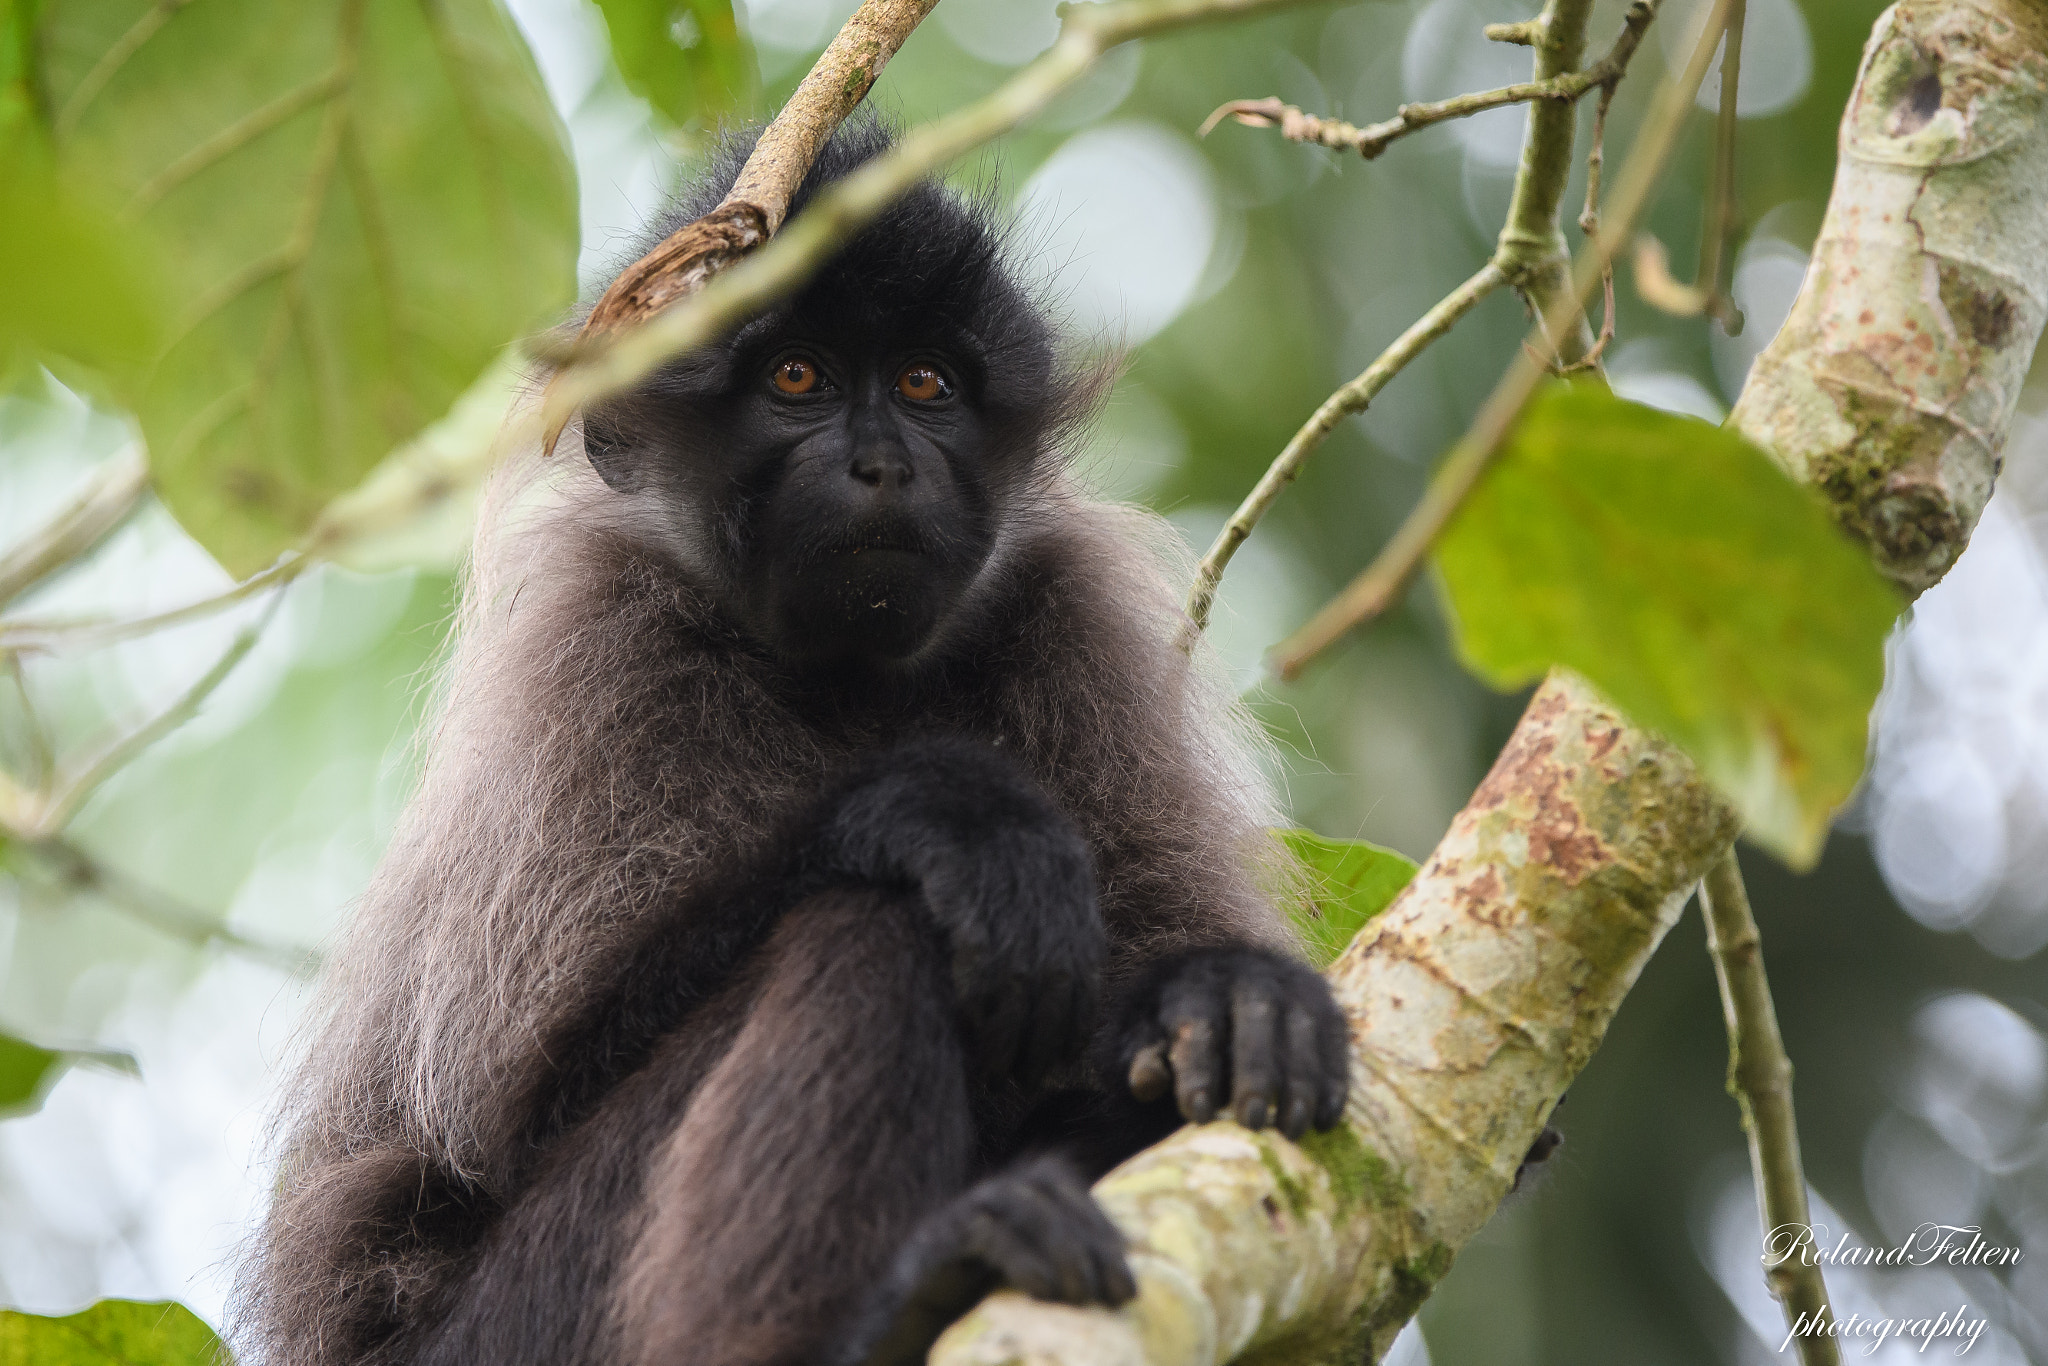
[581,410,643,493]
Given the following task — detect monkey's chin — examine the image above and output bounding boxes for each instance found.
[763,552,968,667]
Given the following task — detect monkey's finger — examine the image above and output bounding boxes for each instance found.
[1002,1175,1096,1305]
[963,1207,1065,1303]
[1127,1041,1172,1103]
[1314,1004,1352,1130]
[1278,1003,1322,1141]
[1052,1186,1132,1307]
[1229,982,1280,1130]
[1167,1013,1225,1124]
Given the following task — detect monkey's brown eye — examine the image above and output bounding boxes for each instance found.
[896,364,948,402]
[771,357,820,395]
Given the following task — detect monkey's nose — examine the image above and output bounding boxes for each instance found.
[849,450,915,490]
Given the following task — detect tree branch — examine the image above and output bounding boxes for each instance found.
[930,2,2048,1360]
[537,0,942,452]
[1728,0,2048,595]
[0,449,148,611]
[534,0,1321,448]
[1198,0,1658,165]
[1181,263,1508,635]
[8,836,316,976]
[8,598,276,840]
[1183,0,1657,643]
[0,555,300,653]
[1271,0,1730,679]
[1699,851,1840,1366]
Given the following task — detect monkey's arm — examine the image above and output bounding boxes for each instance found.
[531,734,1103,1145]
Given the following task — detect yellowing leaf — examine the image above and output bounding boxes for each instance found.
[1435,384,1900,869]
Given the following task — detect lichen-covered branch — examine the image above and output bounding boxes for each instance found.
[936,675,1740,1366]
[931,3,2048,1362]
[1729,0,2048,594]
[1700,852,1840,1366]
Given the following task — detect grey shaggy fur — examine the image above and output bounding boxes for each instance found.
[235,159,1296,1366]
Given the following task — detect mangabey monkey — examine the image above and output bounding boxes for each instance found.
[238,117,1351,1366]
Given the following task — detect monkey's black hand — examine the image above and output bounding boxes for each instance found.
[1103,948,1349,1141]
[815,737,1104,1084]
[838,1155,1135,1366]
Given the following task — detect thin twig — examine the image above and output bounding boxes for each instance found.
[1271,0,1736,679]
[1182,263,1508,636]
[3,653,55,790]
[1698,0,1746,333]
[536,0,1322,445]
[1183,0,1628,640]
[0,555,303,654]
[0,450,150,611]
[21,593,281,838]
[1580,81,1615,238]
[15,836,317,976]
[1699,849,1840,1365]
[555,2,935,348]
[1201,0,1657,163]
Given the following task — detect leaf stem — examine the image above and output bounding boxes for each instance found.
[1699,849,1840,1365]
[1270,0,1735,680]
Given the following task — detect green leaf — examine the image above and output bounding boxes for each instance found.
[0,121,163,389]
[1434,384,1901,869]
[0,1031,139,1119]
[33,0,579,576]
[0,1300,226,1365]
[0,1032,65,1118]
[1280,828,1417,968]
[593,0,757,129]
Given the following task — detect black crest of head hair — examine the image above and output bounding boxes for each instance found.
[615,109,1106,450]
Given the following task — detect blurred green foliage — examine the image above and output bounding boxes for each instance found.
[594,0,757,130]
[0,122,162,394]
[1437,383,1899,869]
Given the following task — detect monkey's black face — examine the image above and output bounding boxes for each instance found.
[721,334,1000,664]
[585,311,1034,667]
[583,174,1070,671]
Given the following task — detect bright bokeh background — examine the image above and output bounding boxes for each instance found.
[4,0,2046,1360]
